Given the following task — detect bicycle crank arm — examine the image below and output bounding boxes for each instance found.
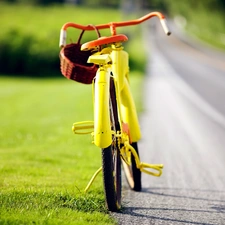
[122,140,164,177]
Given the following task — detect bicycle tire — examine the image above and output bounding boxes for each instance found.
[122,142,142,191]
[101,78,121,211]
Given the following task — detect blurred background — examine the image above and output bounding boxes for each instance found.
[1,1,225,223]
[0,0,224,77]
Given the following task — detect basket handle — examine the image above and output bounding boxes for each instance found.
[77,24,101,44]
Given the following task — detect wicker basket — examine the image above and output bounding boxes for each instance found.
[59,26,100,84]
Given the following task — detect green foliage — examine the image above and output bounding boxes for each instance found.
[0,0,121,7]
[160,0,225,50]
[0,2,146,77]
[2,0,64,5]
[163,0,225,16]
[0,29,59,77]
[0,3,122,77]
[148,0,225,14]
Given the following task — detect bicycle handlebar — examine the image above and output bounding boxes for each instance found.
[60,11,171,47]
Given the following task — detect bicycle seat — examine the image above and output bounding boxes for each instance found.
[81,34,128,51]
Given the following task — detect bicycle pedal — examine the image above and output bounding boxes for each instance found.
[139,163,164,177]
[72,121,94,134]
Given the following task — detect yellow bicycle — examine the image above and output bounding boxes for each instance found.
[59,11,171,211]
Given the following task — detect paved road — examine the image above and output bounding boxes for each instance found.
[113,19,225,224]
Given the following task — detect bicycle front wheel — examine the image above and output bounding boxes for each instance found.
[101,78,121,211]
[102,145,121,211]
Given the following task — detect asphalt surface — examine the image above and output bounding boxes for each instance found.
[112,19,225,225]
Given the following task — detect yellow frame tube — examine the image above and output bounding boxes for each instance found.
[120,79,141,142]
[111,47,141,142]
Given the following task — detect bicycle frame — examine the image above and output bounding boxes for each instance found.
[89,44,141,148]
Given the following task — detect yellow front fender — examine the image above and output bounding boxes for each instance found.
[94,68,112,148]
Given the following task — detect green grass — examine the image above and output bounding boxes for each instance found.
[0,3,146,223]
[0,73,143,224]
[1,191,111,225]
[0,77,112,224]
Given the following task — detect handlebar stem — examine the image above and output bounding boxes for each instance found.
[110,23,117,36]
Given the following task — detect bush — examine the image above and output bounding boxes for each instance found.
[0,3,146,77]
[0,29,60,77]
[2,0,65,5]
